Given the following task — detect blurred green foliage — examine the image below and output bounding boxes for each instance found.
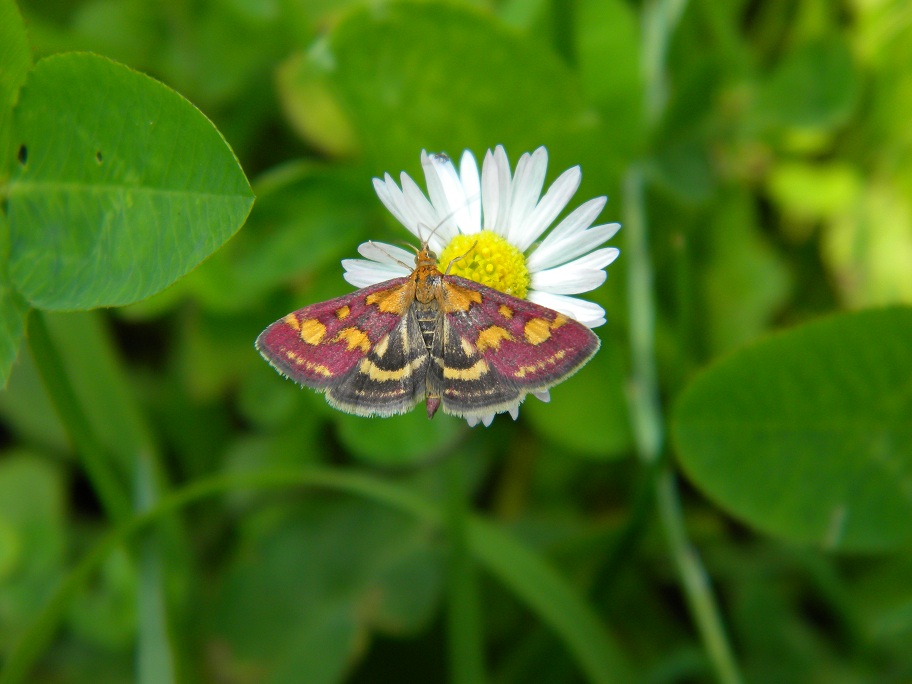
[1,0,912,683]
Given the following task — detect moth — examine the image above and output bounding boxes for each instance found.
[256,243,600,423]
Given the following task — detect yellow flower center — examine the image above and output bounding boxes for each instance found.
[437,230,530,299]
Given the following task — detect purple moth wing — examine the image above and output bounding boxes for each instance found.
[256,277,431,417]
[430,274,599,418]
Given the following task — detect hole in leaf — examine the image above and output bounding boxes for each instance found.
[96,150,103,164]
[17,145,27,165]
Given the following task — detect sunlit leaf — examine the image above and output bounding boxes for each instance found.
[822,180,912,307]
[7,53,253,310]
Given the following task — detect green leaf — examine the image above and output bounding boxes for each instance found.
[321,3,607,174]
[0,213,29,387]
[822,180,912,308]
[703,191,791,354]
[209,498,438,684]
[66,547,137,648]
[0,0,31,175]
[335,409,465,466]
[0,329,67,452]
[576,0,644,162]
[276,49,359,157]
[0,0,33,384]
[1,467,633,684]
[757,37,860,131]
[673,307,912,551]
[6,53,254,310]
[525,332,632,459]
[0,453,65,648]
[468,518,633,683]
[766,161,861,221]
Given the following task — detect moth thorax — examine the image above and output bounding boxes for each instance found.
[414,267,439,303]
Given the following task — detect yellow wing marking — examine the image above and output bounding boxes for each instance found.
[513,350,567,378]
[333,327,371,353]
[523,318,552,345]
[285,350,332,377]
[550,314,569,330]
[366,284,413,315]
[441,282,483,313]
[358,356,425,381]
[300,318,326,345]
[373,335,390,358]
[443,359,489,381]
[476,325,514,353]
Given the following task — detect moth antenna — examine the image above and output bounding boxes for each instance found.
[415,189,481,249]
[366,240,413,270]
[395,240,420,255]
[444,240,478,275]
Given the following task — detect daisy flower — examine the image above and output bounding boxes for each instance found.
[342,146,621,426]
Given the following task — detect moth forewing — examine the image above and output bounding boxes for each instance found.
[257,246,600,423]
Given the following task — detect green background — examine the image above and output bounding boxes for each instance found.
[1,1,911,683]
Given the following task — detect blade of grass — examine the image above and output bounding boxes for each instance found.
[445,454,487,684]
[625,2,744,682]
[135,449,176,684]
[27,311,131,522]
[0,467,633,684]
[31,311,186,682]
[468,518,634,683]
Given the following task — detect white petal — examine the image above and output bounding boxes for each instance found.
[401,172,450,248]
[530,248,620,294]
[537,196,606,245]
[481,413,495,427]
[533,390,551,403]
[527,290,607,328]
[421,150,451,216]
[459,150,482,233]
[527,222,620,271]
[550,247,620,272]
[513,165,581,252]
[342,259,410,287]
[532,267,606,294]
[424,150,476,236]
[506,147,548,243]
[509,406,519,420]
[466,415,480,427]
[372,175,410,229]
[483,146,513,234]
[357,241,414,268]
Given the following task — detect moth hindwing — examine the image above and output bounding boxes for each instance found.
[256,246,600,421]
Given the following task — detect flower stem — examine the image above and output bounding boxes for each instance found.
[626,3,744,679]
[656,469,743,684]
[27,310,131,522]
[624,169,743,684]
[445,452,486,684]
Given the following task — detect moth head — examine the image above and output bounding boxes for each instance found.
[412,243,438,271]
